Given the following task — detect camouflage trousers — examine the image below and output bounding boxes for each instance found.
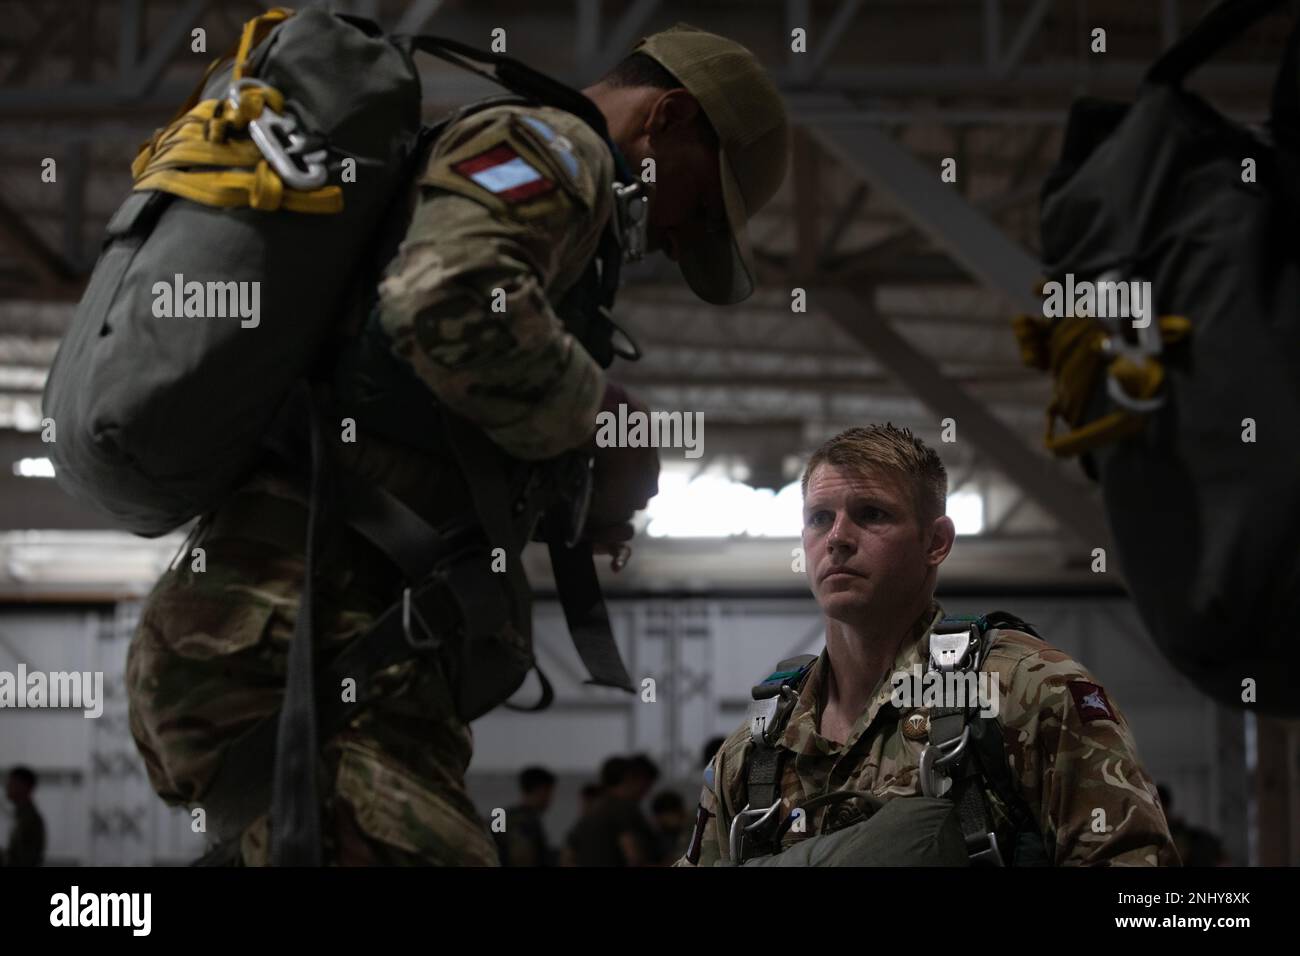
[126,522,501,866]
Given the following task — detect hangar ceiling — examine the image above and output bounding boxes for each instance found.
[0,0,1289,594]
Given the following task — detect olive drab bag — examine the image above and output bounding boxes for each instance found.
[43,7,421,536]
[738,797,971,867]
[1015,0,1300,715]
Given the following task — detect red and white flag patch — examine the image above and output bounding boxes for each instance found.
[1068,680,1116,723]
[451,144,556,203]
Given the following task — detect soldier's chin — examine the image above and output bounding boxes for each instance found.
[818,586,874,623]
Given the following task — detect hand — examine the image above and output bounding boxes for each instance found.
[586,382,660,530]
[587,520,635,572]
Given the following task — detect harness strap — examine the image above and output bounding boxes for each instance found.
[926,612,1046,866]
[545,534,635,692]
[269,381,328,866]
[735,654,816,861]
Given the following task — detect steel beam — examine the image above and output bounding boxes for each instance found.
[574,0,600,68]
[807,109,1042,313]
[983,0,1002,67]
[584,0,661,78]
[0,194,81,291]
[0,63,1278,119]
[118,0,142,82]
[123,0,212,101]
[395,0,446,35]
[803,0,864,83]
[999,0,1055,76]
[814,283,1110,549]
[791,126,822,278]
[819,182,869,261]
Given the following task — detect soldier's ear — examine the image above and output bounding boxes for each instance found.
[923,514,956,566]
[647,89,703,137]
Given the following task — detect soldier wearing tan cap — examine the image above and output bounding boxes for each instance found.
[127,23,790,865]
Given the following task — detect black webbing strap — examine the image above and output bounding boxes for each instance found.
[736,657,816,860]
[439,408,635,695]
[546,536,635,692]
[396,33,635,185]
[928,613,1047,866]
[436,409,530,601]
[1146,0,1286,87]
[746,746,783,812]
[269,381,328,866]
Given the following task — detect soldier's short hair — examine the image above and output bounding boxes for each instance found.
[801,424,948,528]
[599,52,718,147]
[601,51,682,90]
[8,766,36,790]
[625,753,661,784]
[599,756,629,788]
[519,766,556,794]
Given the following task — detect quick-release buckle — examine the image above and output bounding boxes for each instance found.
[966,830,1006,867]
[401,586,442,652]
[611,180,648,263]
[564,455,594,549]
[229,79,329,191]
[729,799,782,863]
[748,684,796,746]
[918,725,970,798]
[1090,268,1167,414]
[929,625,977,673]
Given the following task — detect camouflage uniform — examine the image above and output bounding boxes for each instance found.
[127,102,617,865]
[679,602,1179,867]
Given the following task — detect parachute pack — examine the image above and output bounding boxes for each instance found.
[1018,0,1300,716]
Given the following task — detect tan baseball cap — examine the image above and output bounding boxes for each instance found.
[633,24,790,305]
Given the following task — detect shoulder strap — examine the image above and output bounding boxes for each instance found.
[396,34,635,185]
[1145,0,1286,88]
[929,610,1047,866]
[734,654,816,861]
[981,609,1041,639]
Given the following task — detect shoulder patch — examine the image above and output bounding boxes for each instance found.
[450,143,557,203]
[517,115,581,182]
[1068,680,1116,723]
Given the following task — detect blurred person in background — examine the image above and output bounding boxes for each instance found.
[2,767,45,867]
[495,766,557,866]
[1158,784,1229,867]
[650,790,689,865]
[566,754,659,865]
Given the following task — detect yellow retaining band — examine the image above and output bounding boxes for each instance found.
[1011,304,1191,458]
[130,7,342,214]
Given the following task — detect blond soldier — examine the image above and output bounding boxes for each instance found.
[679,425,1179,867]
[127,25,790,866]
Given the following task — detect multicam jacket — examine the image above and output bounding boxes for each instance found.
[679,602,1179,867]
